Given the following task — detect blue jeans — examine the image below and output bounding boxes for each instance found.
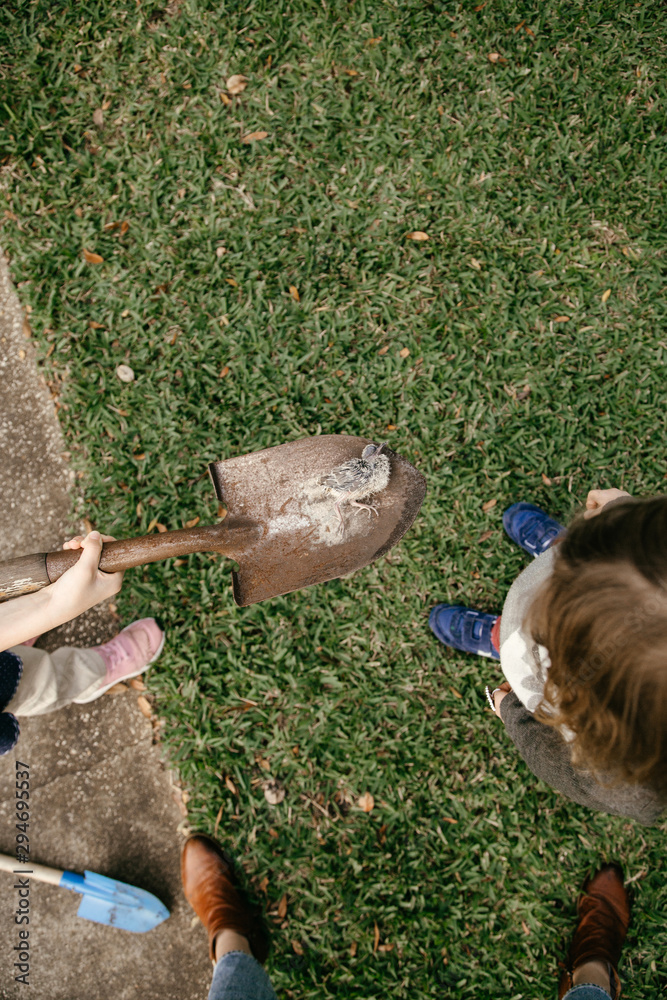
[563,987,611,999]
[207,951,278,1000]
[205,953,612,1000]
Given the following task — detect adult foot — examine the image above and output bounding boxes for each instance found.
[503,502,564,558]
[74,617,165,703]
[558,864,631,1000]
[181,833,270,964]
[429,605,500,660]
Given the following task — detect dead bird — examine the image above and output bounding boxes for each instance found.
[321,442,391,529]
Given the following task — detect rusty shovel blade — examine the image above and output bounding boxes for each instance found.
[209,435,426,606]
[0,436,425,608]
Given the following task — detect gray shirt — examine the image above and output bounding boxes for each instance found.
[497,549,666,825]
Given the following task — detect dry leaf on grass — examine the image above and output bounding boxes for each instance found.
[291,940,304,955]
[289,285,300,302]
[487,52,507,64]
[93,108,104,127]
[263,780,286,805]
[349,941,358,957]
[83,248,104,263]
[482,498,497,512]
[553,315,570,323]
[184,516,200,528]
[219,366,230,377]
[378,345,390,355]
[214,803,224,838]
[405,231,429,241]
[541,473,553,486]
[601,288,611,303]
[357,792,374,813]
[225,775,238,796]
[478,529,493,543]
[277,893,288,919]
[399,347,410,358]
[115,364,135,383]
[242,130,268,143]
[226,74,248,94]
[373,922,380,952]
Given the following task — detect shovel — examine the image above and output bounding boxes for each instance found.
[0,854,169,932]
[0,435,425,607]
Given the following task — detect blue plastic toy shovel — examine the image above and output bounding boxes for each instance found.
[0,854,169,932]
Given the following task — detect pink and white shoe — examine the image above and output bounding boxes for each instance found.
[74,618,165,704]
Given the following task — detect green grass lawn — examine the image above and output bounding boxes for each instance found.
[1,0,666,995]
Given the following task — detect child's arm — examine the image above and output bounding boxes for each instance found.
[497,690,663,824]
[0,531,123,651]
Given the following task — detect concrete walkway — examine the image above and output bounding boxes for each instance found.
[0,252,211,998]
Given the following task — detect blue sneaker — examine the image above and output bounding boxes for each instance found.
[502,503,564,558]
[429,604,500,660]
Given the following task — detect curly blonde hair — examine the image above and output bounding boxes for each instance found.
[525,495,667,793]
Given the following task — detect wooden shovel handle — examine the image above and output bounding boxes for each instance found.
[0,519,260,602]
[0,853,63,885]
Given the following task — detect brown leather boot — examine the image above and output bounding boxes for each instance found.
[558,864,631,1000]
[181,833,270,964]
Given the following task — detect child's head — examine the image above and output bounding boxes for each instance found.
[526,495,667,793]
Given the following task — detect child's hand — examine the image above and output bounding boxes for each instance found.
[62,532,117,552]
[584,488,632,519]
[0,532,124,650]
[492,681,512,717]
[48,531,124,619]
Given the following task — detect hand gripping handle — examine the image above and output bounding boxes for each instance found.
[0,518,261,602]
